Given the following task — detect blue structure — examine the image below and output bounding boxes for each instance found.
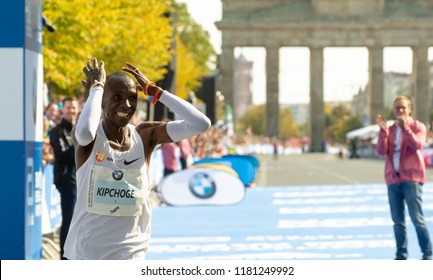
[193,156,257,186]
[0,0,44,259]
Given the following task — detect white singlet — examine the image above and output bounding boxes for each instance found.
[64,122,151,260]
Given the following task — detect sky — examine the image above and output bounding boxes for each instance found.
[178,0,433,105]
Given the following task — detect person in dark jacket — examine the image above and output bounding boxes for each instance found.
[49,96,78,259]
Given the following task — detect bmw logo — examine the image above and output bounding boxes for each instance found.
[189,173,216,199]
[112,170,123,181]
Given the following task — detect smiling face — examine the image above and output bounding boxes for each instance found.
[46,103,59,121]
[62,98,78,125]
[393,96,412,120]
[102,72,138,128]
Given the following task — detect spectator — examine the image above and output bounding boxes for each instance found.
[376,96,432,260]
[178,138,192,169]
[44,102,61,138]
[349,137,360,159]
[161,142,178,177]
[49,96,79,260]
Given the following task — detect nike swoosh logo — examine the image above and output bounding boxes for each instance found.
[124,158,140,165]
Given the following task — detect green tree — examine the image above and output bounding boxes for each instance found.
[324,104,362,143]
[171,1,217,99]
[333,116,363,143]
[43,0,217,102]
[43,0,173,98]
[236,105,300,140]
[172,1,216,73]
[279,108,301,139]
[236,105,266,135]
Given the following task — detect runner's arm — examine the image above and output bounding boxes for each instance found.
[75,86,103,146]
[160,91,211,142]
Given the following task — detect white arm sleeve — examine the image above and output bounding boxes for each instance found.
[75,86,103,146]
[159,91,211,142]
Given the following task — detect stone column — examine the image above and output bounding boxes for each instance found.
[368,46,384,124]
[412,46,430,126]
[220,46,235,115]
[265,45,280,138]
[309,47,325,152]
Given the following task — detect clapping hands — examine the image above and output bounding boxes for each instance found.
[376,114,388,130]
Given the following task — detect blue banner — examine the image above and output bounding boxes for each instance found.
[41,164,61,234]
[0,0,43,260]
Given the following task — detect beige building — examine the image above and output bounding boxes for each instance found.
[234,54,254,117]
[353,63,433,124]
[216,0,433,151]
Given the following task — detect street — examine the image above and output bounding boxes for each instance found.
[254,153,433,187]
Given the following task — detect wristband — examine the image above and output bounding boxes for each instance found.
[145,82,156,96]
[151,87,163,104]
[91,80,104,89]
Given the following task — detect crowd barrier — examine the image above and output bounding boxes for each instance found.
[41,164,61,235]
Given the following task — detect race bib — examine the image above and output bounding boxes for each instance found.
[87,165,144,216]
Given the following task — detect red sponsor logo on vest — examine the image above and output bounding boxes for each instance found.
[96,151,106,162]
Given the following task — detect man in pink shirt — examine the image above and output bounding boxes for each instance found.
[376,96,432,260]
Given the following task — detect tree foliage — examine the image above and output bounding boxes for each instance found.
[279,108,301,139]
[236,105,300,140]
[171,1,217,99]
[43,0,216,100]
[236,105,266,136]
[175,39,203,99]
[324,104,363,143]
[43,0,172,97]
[333,116,363,142]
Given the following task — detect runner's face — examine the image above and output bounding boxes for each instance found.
[103,77,138,127]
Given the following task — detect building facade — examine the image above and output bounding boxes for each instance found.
[216,0,433,151]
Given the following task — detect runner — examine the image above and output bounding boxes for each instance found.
[63,58,210,259]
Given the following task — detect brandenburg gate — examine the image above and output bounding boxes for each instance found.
[216,0,433,152]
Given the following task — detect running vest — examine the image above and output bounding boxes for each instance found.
[64,122,151,259]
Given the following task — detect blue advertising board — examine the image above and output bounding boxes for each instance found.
[0,0,44,259]
[193,155,257,187]
[41,164,61,234]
